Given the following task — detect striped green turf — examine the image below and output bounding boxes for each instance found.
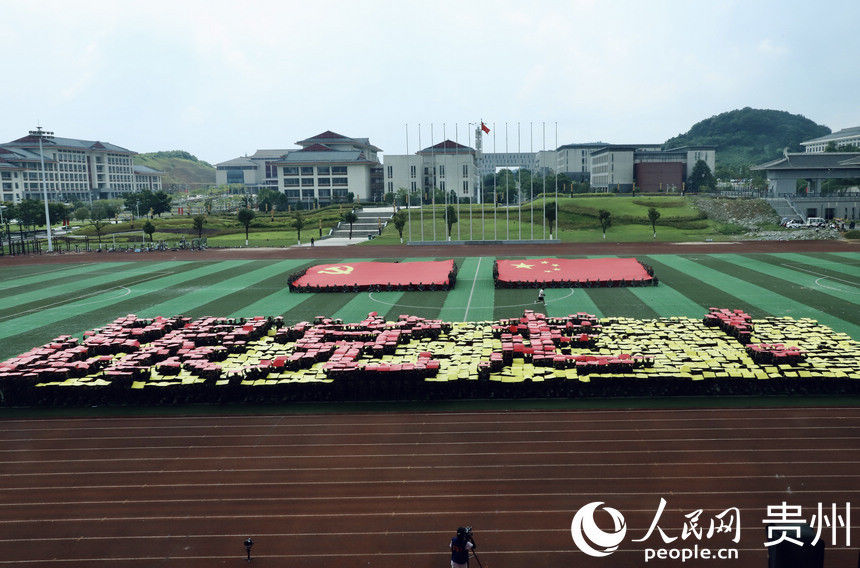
[0,262,131,294]
[0,261,199,339]
[765,252,860,280]
[136,259,308,319]
[2,252,858,362]
[715,254,859,308]
[439,256,495,322]
[656,254,859,338]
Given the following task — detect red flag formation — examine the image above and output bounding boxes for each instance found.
[481,122,490,134]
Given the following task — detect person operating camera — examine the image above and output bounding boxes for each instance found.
[450,526,475,567]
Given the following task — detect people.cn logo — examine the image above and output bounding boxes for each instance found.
[571,501,627,557]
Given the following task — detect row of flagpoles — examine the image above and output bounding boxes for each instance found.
[403,121,560,243]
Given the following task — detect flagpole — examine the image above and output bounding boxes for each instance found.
[505,122,509,240]
[542,121,546,240]
[517,122,522,240]
[530,121,534,241]
[555,122,559,240]
[431,123,436,242]
[478,124,484,241]
[443,122,449,241]
[419,123,424,242]
[406,123,411,243]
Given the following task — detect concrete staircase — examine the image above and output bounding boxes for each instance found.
[765,197,804,221]
[328,206,395,241]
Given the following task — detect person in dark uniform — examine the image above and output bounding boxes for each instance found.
[244,537,254,561]
[450,526,475,567]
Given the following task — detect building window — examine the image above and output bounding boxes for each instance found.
[301,178,315,187]
[284,178,299,187]
[410,165,416,178]
[387,166,393,178]
[387,181,393,191]
[439,165,445,177]
[301,167,314,175]
[318,177,331,186]
[440,181,446,191]
[332,166,347,175]
[462,164,468,176]
[333,177,348,186]
[283,166,299,175]
[285,190,300,198]
[301,189,314,198]
[463,181,469,192]
[410,181,417,191]
[318,188,331,198]
[317,166,330,175]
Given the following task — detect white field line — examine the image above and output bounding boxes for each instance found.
[463,256,481,321]
[2,410,858,429]
[3,436,859,453]
[780,263,860,287]
[1,473,857,492]
[4,447,860,465]
[2,460,858,477]
[3,424,857,442]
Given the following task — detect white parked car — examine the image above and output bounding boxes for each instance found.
[805,217,826,227]
[785,220,805,229]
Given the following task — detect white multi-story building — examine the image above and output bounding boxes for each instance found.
[216,131,383,204]
[0,133,162,203]
[801,126,860,153]
[384,140,478,202]
[589,144,715,192]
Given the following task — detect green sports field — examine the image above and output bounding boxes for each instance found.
[1,252,858,363]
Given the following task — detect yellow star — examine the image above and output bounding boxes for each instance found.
[540,261,549,264]
[513,262,534,269]
[552,263,559,267]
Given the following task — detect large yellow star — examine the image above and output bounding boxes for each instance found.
[513,262,534,269]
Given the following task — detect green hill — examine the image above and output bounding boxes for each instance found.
[664,108,831,177]
[134,150,215,191]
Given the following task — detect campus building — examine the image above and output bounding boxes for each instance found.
[589,145,715,192]
[0,133,163,203]
[215,131,383,204]
[801,126,860,153]
[384,140,478,201]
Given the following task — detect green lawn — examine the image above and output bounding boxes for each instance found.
[1,252,857,362]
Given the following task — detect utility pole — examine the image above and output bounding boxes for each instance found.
[30,126,54,252]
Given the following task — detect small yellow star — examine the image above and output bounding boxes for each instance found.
[513,262,534,269]
[540,261,549,265]
[552,263,559,267]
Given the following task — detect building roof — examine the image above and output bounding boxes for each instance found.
[216,156,258,168]
[0,160,23,170]
[0,145,56,162]
[417,140,475,155]
[5,135,133,154]
[591,144,662,154]
[275,150,376,165]
[296,131,382,152]
[752,152,860,171]
[665,145,716,151]
[801,126,860,145]
[133,165,164,175]
[250,149,291,160]
[556,142,609,151]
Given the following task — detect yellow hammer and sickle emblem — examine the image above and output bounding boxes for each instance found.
[318,265,354,275]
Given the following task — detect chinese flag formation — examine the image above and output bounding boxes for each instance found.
[290,260,457,291]
[495,257,656,287]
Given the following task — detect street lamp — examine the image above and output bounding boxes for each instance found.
[30,126,54,252]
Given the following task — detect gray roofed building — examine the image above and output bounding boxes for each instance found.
[752,151,860,198]
[801,126,860,153]
[1,131,146,203]
[215,130,383,204]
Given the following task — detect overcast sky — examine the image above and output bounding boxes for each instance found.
[2,0,857,164]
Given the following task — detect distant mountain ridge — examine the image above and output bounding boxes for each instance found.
[134,150,215,190]
[664,107,831,176]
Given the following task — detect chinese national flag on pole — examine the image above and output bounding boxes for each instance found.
[481,122,490,134]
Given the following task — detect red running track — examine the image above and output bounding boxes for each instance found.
[0,407,858,567]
